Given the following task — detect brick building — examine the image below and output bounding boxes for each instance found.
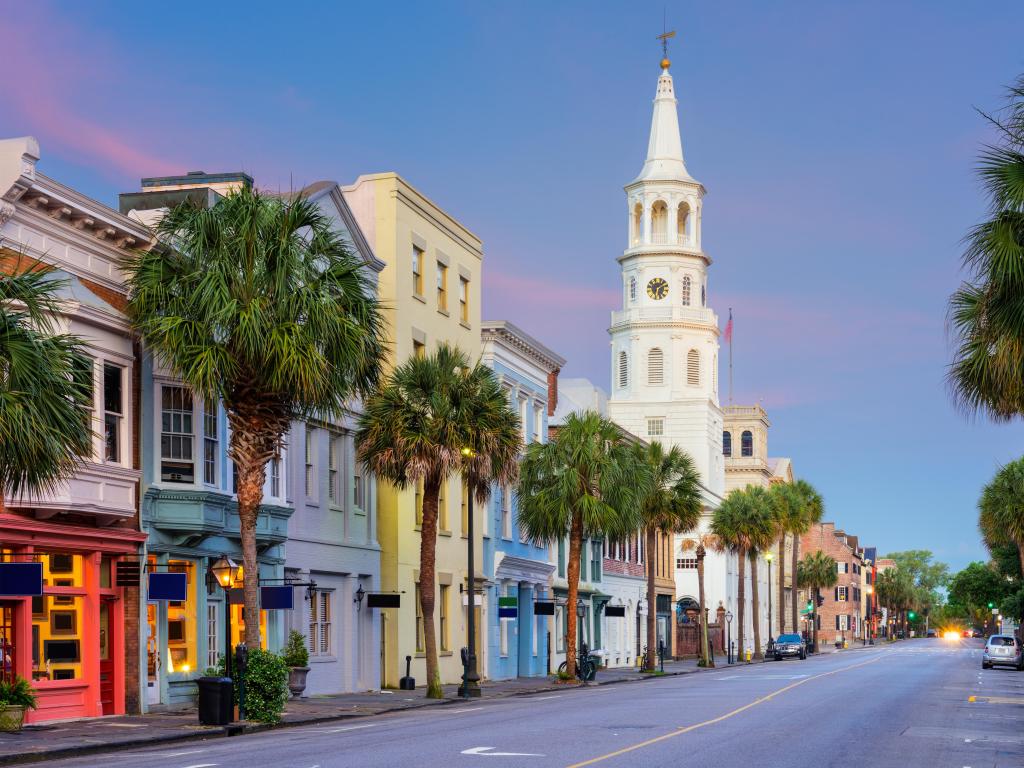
[799,522,866,649]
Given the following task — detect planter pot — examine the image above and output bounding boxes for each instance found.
[0,705,26,732]
[287,666,310,698]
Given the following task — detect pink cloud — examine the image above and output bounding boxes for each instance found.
[0,5,182,179]
[486,269,620,309]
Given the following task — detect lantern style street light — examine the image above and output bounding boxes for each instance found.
[765,551,774,654]
[725,610,734,664]
[208,554,241,683]
[458,447,481,699]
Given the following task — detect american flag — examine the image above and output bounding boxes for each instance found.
[724,309,733,344]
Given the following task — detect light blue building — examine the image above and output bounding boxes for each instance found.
[480,321,565,680]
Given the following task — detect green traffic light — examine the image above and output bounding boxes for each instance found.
[988,602,995,609]
[908,611,916,620]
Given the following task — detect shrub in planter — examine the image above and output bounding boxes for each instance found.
[282,630,311,698]
[0,676,37,732]
[240,648,289,723]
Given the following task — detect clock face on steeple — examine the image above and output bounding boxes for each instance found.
[647,277,668,300]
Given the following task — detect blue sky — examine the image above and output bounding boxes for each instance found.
[3,1,1023,572]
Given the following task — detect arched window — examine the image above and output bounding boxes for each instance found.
[647,348,664,385]
[722,431,732,456]
[686,349,699,386]
[681,275,691,306]
[677,203,690,243]
[629,277,636,302]
[741,430,753,457]
[618,351,628,388]
[651,201,668,244]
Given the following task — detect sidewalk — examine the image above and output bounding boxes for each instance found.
[0,659,704,766]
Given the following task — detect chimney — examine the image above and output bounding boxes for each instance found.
[547,368,560,417]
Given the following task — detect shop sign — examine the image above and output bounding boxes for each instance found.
[148,572,187,601]
[533,600,555,616]
[115,561,141,587]
[366,593,400,608]
[498,596,518,619]
[0,562,43,596]
[605,605,626,617]
[260,585,294,610]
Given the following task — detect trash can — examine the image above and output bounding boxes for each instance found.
[197,676,233,725]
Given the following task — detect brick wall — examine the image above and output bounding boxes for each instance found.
[799,522,865,647]
[603,536,645,578]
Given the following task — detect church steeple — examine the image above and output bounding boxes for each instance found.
[633,60,694,184]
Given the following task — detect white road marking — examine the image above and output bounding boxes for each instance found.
[180,764,218,768]
[319,723,379,734]
[448,707,480,713]
[152,751,207,758]
[533,695,562,700]
[462,746,544,757]
[717,674,808,680]
[101,722,148,728]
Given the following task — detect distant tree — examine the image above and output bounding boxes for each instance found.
[948,561,1011,630]
[885,550,950,619]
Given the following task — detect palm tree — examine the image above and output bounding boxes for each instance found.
[124,186,386,649]
[979,458,1024,577]
[632,442,702,671]
[357,343,520,698]
[948,76,1024,420]
[680,532,719,666]
[875,568,913,639]
[742,487,778,661]
[797,550,838,652]
[1,263,92,510]
[517,411,647,678]
[770,480,824,635]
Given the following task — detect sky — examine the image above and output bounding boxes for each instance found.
[2,0,1023,573]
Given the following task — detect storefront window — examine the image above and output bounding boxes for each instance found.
[166,560,197,675]
[33,595,84,681]
[230,604,267,649]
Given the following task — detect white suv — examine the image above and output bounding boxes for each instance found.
[982,635,1023,670]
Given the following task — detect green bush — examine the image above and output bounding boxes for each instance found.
[282,630,309,668]
[240,648,288,723]
[0,676,37,709]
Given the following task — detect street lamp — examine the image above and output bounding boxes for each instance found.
[765,551,774,655]
[865,585,874,645]
[208,555,241,681]
[458,447,481,699]
[725,610,734,665]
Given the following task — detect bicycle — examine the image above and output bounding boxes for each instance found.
[558,642,598,681]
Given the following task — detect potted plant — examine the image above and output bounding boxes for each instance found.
[282,630,310,699]
[0,676,37,731]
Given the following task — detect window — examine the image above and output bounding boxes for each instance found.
[681,275,691,306]
[438,480,448,531]
[533,404,543,444]
[647,418,664,437]
[415,479,424,526]
[415,585,424,652]
[629,277,637,302]
[618,351,628,388]
[647,348,664,385]
[304,427,316,497]
[354,462,364,510]
[439,585,450,652]
[836,615,849,632]
[165,559,197,675]
[413,339,425,358]
[722,431,732,456]
[328,433,340,504]
[837,586,848,602]
[459,276,469,323]
[461,483,469,535]
[741,430,753,457]
[103,363,122,463]
[558,538,566,578]
[555,605,565,652]
[270,451,282,498]
[591,540,601,581]
[676,557,698,569]
[203,399,218,486]
[519,398,528,446]
[207,603,219,670]
[686,349,700,386]
[638,534,644,564]
[412,245,424,295]
[309,591,332,656]
[837,562,849,574]
[502,486,512,539]
[435,261,449,312]
[161,386,194,483]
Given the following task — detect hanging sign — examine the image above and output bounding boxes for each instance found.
[498,596,518,619]
[605,605,626,617]
[260,585,294,610]
[533,600,555,616]
[147,572,187,601]
[115,561,141,587]
[367,593,400,609]
[0,562,43,596]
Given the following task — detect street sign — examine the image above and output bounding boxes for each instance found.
[498,596,518,618]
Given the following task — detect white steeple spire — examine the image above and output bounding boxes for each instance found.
[632,61,694,184]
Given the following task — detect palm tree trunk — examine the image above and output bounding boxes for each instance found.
[565,512,584,678]
[419,475,443,698]
[235,456,268,650]
[777,535,786,635]
[697,545,712,667]
[750,551,763,661]
[791,534,800,636]
[737,549,746,661]
[645,526,658,672]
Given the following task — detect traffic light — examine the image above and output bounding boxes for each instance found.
[908,611,916,620]
[806,600,813,612]
[988,602,995,609]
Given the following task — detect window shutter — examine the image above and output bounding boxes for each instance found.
[647,348,664,385]
[834,587,839,601]
[618,351,628,388]
[686,349,699,386]
[835,615,840,631]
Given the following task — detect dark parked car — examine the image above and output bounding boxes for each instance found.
[972,629,984,638]
[926,629,937,638]
[774,633,807,661]
[982,635,1023,670]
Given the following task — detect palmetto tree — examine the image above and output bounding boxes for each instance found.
[948,76,1024,420]
[743,487,778,661]
[357,343,520,698]
[632,442,702,671]
[517,411,647,678]
[979,458,1024,577]
[875,568,914,638]
[770,480,824,634]
[124,186,386,649]
[680,532,720,667]
[1,263,92,509]
[797,550,838,652]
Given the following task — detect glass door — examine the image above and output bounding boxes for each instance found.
[145,603,160,705]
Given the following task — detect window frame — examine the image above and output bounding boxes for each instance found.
[436,261,448,312]
[459,276,469,324]
[102,362,124,464]
[412,244,424,296]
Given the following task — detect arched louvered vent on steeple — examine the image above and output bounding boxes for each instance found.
[648,348,664,385]
[618,351,629,389]
[686,349,699,386]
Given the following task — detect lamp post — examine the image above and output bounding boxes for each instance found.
[459,447,481,698]
[576,598,587,669]
[209,555,241,681]
[765,551,774,655]
[725,610,734,665]
[865,585,874,645]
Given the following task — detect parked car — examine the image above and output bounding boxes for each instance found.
[982,635,1023,670]
[926,629,937,638]
[774,633,807,661]
[972,629,984,638]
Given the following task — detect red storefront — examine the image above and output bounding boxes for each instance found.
[0,515,145,723]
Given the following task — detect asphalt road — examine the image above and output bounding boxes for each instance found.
[42,638,1024,768]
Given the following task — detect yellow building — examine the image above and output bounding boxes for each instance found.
[343,173,483,687]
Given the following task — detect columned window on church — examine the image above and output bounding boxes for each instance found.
[647,348,664,385]
[677,203,690,244]
[686,349,699,386]
[632,203,642,246]
[618,351,628,388]
[681,276,691,306]
[741,430,753,457]
[723,431,732,456]
[651,200,668,244]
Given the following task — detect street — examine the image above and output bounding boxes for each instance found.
[37,639,1024,768]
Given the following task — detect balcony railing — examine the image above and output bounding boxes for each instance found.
[611,306,717,327]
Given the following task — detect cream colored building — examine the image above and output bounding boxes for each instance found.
[343,173,484,688]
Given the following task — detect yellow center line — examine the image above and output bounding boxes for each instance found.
[564,652,888,768]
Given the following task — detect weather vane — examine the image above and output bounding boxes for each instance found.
[656,13,676,70]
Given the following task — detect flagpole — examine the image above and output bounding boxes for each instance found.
[728,308,733,405]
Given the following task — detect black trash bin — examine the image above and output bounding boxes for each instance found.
[197,676,234,725]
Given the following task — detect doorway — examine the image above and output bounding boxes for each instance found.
[99,599,115,715]
[145,603,160,706]
[0,604,15,684]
